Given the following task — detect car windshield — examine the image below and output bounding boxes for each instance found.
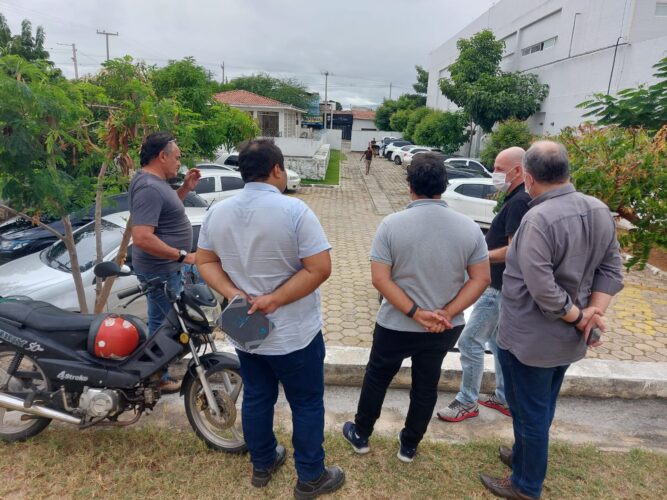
[41,220,125,273]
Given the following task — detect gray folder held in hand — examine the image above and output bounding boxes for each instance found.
[217,295,274,351]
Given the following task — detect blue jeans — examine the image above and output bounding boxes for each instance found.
[455,287,505,405]
[498,348,569,498]
[135,270,183,336]
[236,332,326,482]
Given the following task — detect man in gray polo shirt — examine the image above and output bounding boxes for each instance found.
[342,152,490,462]
[480,141,624,499]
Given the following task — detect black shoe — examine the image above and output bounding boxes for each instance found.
[294,465,345,499]
[499,445,512,469]
[479,473,539,499]
[251,445,287,488]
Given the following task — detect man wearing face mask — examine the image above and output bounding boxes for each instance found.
[480,141,623,499]
[438,147,530,423]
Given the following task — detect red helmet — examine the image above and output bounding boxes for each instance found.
[88,314,145,360]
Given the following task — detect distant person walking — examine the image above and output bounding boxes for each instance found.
[480,141,624,500]
[371,138,379,157]
[360,146,373,175]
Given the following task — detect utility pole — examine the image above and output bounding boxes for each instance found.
[322,70,329,130]
[96,29,119,61]
[389,82,392,99]
[221,61,225,84]
[57,42,78,79]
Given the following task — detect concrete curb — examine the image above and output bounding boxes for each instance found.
[205,343,667,400]
[323,346,667,400]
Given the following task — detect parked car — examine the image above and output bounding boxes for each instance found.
[442,178,498,228]
[0,191,207,265]
[384,140,413,159]
[197,162,302,192]
[0,208,219,320]
[214,150,239,166]
[402,147,443,167]
[444,158,492,177]
[379,136,399,156]
[193,170,245,206]
[444,166,480,180]
[392,145,440,165]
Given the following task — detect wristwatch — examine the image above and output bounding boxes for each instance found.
[176,249,188,263]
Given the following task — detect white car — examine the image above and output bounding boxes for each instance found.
[383,140,412,159]
[193,170,245,206]
[0,208,219,320]
[199,163,301,192]
[401,146,442,167]
[443,178,498,229]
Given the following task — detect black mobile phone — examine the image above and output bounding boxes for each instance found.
[587,327,601,346]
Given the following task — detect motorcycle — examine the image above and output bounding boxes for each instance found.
[0,261,246,453]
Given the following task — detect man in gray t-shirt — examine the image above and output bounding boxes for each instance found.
[342,153,490,463]
[129,132,200,393]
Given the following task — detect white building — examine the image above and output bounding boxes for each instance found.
[214,90,305,138]
[427,0,667,139]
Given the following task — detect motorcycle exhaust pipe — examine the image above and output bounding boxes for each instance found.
[0,392,82,425]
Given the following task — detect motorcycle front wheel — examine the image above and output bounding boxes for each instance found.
[183,366,247,453]
[0,346,51,442]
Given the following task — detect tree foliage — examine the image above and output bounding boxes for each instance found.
[413,65,429,94]
[560,124,667,270]
[480,119,533,169]
[578,56,667,132]
[0,15,51,62]
[439,29,549,133]
[225,73,311,110]
[389,108,412,132]
[413,111,468,153]
[403,107,431,142]
[374,94,426,130]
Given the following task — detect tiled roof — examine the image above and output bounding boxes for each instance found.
[214,89,298,109]
[332,109,376,121]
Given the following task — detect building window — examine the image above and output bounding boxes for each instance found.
[656,3,667,16]
[521,36,557,56]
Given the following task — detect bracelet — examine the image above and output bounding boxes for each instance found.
[406,302,419,318]
[565,309,584,326]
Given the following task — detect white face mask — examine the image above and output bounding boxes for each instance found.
[492,172,511,192]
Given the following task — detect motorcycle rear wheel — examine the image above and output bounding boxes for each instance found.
[0,346,51,442]
[183,366,246,453]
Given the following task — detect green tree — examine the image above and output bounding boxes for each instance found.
[578,56,667,132]
[480,119,533,169]
[0,55,97,311]
[413,65,429,94]
[389,108,412,132]
[439,29,549,144]
[560,124,667,270]
[412,111,468,153]
[374,99,399,130]
[0,14,12,49]
[227,73,311,110]
[207,104,260,153]
[403,107,431,142]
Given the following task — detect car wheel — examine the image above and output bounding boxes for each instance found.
[394,156,402,165]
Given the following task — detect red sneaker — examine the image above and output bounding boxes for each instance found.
[479,394,511,417]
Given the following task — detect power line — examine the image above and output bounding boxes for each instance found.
[96,30,119,61]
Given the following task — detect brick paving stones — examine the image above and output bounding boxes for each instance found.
[293,145,667,362]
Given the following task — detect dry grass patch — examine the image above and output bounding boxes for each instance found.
[1,427,665,499]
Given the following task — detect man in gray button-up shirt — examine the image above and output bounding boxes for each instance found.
[480,141,624,500]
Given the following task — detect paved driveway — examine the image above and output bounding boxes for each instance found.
[294,146,667,362]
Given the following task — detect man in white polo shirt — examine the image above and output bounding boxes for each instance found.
[196,139,345,498]
[342,152,491,462]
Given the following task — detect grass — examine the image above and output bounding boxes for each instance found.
[1,427,665,499]
[302,149,344,186]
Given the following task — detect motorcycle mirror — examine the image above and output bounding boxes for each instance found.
[94,261,121,278]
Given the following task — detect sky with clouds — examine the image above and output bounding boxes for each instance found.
[0,0,495,108]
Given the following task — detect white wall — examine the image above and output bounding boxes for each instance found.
[322,129,343,150]
[352,118,377,131]
[426,0,667,136]
[272,136,324,157]
[351,131,402,151]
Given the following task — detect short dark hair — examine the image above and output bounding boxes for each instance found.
[140,132,176,166]
[406,153,447,197]
[524,141,570,183]
[238,139,284,182]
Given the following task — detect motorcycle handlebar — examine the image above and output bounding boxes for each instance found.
[117,285,142,300]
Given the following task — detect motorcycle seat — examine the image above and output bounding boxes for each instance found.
[0,299,97,331]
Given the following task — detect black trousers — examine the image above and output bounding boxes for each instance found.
[354,323,464,448]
